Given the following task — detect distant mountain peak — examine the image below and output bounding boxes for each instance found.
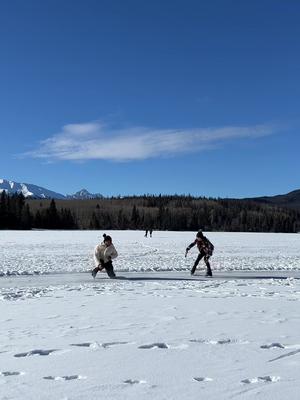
[0,178,65,199]
[0,178,104,200]
[66,188,103,199]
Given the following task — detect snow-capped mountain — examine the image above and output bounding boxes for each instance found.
[0,179,103,199]
[0,179,66,199]
[66,189,103,199]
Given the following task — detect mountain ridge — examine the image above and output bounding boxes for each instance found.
[1,178,300,209]
[66,188,103,199]
[246,189,300,210]
[0,179,102,200]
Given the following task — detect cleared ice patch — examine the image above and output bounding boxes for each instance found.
[2,231,300,275]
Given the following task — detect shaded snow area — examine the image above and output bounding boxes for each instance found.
[1,231,300,399]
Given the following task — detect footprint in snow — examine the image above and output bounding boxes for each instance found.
[193,377,213,382]
[139,342,168,349]
[123,379,146,384]
[260,342,285,349]
[101,341,129,348]
[190,338,233,345]
[0,371,24,377]
[241,376,280,384]
[70,341,128,349]
[44,375,86,381]
[70,342,98,348]
[212,339,232,345]
[14,349,58,357]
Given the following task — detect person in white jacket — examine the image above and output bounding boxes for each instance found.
[92,234,118,278]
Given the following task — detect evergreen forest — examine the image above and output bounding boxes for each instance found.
[1,192,300,232]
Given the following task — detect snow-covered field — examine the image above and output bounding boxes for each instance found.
[1,230,300,399]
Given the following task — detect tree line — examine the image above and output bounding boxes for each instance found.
[88,195,300,233]
[0,192,77,229]
[1,192,300,232]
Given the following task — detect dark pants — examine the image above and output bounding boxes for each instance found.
[93,260,116,279]
[103,260,116,278]
[191,251,212,276]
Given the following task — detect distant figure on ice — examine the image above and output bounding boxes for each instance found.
[185,230,214,277]
[92,234,118,279]
[145,228,153,237]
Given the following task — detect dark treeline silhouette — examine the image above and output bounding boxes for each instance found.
[0,192,77,229]
[34,199,78,229]
[88,195,300,232]
[1,192,300,232]
[0,192,32,229]
[25,194,300,232]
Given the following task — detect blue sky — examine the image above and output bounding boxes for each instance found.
[0,0,299,198]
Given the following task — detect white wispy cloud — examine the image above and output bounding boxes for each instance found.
[23,121,277,162]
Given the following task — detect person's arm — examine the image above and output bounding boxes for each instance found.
[185,240,196,257]
[206,239,214,255]
[109,245,118,260]
[94,245,105,268]
[94,246,100,266]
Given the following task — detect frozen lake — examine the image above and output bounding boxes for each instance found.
[1,230,300,399]
[1,230,300,276]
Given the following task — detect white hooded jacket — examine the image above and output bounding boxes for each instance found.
[94,242,118,266]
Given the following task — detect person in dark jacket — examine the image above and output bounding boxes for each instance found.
[185,230,214,276]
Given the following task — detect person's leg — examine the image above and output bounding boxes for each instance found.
[91,266,100,278]
[104,260,116,278]
[204,255,212,276]
[191,253,203,275]
[92,259,105,278]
